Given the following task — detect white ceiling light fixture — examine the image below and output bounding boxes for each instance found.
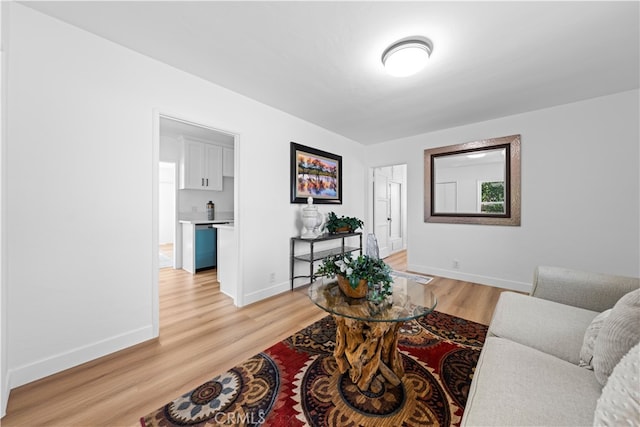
[382,36,433,77]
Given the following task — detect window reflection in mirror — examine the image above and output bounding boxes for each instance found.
[433,147,507,214]
[424,135,521,226]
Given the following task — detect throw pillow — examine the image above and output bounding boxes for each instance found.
[579,309,612,369]
[592,288,640,385]
[593,342,640,426]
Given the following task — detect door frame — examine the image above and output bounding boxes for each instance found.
[368,164,408,258]
[152,109,242,336]
[373,167,391,258]
[158,161,177,268]
[388,180,403,250]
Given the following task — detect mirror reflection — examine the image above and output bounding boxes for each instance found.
[423,134,521,226]
[433,147,506,214]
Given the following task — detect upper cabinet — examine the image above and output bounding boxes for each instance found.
[179,137,223,191]
[223,147,234,177]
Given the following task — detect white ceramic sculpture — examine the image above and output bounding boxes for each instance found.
[301,197,325,239]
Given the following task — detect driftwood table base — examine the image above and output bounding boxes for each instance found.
[309,279,437,392]
[333,315,405,392]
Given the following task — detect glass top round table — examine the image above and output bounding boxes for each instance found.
[308,276,438,323]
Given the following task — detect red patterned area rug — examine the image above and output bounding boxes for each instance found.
[141,311,487,427]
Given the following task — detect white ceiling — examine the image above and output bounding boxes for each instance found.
[24,1,640,144]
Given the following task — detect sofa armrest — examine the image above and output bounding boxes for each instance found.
[532,266,639,312]
[488,292,598,364]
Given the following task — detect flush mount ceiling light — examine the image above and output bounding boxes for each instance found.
[381,37,433,77]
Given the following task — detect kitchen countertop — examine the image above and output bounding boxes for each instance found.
[179,219,234,229]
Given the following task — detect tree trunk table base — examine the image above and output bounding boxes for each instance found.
[333,315,404,392]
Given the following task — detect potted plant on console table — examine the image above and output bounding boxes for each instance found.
[316,253,393,300]
[325,212,364,234]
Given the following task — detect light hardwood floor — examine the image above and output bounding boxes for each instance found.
[3,251,508,426]
[159,243,173,259]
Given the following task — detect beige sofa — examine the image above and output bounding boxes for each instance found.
[462,266,639,426]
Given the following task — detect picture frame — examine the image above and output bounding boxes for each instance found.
[290,142,342,204]
[424,134,521,226]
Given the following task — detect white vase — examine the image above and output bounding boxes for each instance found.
[301,197,324,239]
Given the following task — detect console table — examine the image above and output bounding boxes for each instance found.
[290,232,362,290]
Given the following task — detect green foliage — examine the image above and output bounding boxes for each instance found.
[481,181,505,202]
[325,212,364,233]
[481,203,505,213]
[480,181,505,214]
[316,253,393,291]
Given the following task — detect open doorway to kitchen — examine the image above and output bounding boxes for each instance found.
[370,164,407,260]
[158,115,236,271]
[153,111,240,335]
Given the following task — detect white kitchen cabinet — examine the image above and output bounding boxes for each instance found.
[179,136,223,191]
[223,146,234,177]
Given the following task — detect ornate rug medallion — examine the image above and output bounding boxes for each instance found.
[148,353,279,426]
[298,352,451,426]
[141,312,487,427]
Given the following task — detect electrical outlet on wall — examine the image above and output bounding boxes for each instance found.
[269,272,276,284]
[452,259,460,269]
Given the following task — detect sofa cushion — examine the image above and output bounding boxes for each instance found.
[593,342,640,426]
[462,337,602,426]
[579,309,612,369]
[593,288,640,385]
[489,292,598,365]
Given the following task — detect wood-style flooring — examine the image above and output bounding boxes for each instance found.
[2,250,508,426]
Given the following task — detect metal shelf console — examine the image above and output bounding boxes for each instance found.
[290,232,363,290]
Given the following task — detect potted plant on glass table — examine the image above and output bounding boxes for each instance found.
[316,253,393,301]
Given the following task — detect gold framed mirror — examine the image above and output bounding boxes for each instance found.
[424,134,521,226]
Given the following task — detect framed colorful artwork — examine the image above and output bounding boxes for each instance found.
[290,142,342,204]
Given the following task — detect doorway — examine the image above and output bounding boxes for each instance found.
[371,164,407,259]
[158,115,236,272]
[153,111,241,334]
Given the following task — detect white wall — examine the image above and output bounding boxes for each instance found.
[178,183,235,219]
[0,0,7,417]
[4,3,365,391]
[366,90,640,291]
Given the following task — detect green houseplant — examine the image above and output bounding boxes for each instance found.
[316,253,393,299]
[325,212,364,234]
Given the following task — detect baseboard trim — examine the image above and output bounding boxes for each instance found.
[219,288,236,305]
[8,325,154,390]
[242,281,291,306]
[408,264,532,294]
[1,370,9,418]
[245,270,531,306]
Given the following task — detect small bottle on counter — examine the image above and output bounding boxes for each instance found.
[206,201,215,220]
